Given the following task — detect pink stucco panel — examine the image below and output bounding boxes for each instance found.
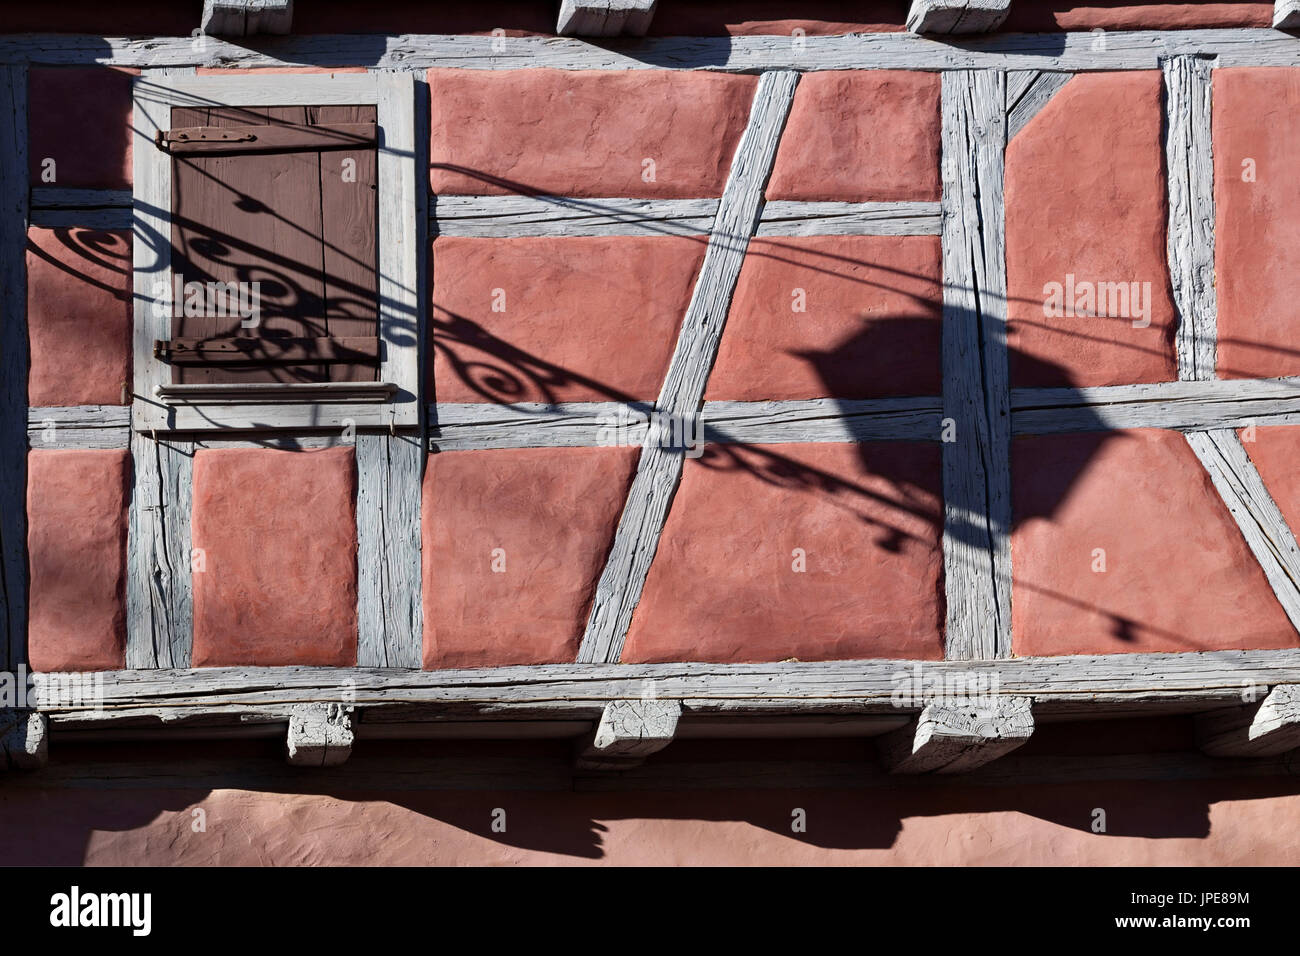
[428,68,756,198]
[623,441,944,663]
[1213,67,1300,380]
[706,235,942,401]
[1003,2,1271,31]
[1012,429,1298,655]
[27,449,129,672]
[1005,72,1177,389]
[28,67,135,190]
[191,447,358,668]
[766,71,940,203]
[1240,426,1300,535]
[26,226,131,407]
[423,446,638,668]
[431,236,703,404]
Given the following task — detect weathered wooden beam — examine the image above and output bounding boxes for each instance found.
[557,0,658,37]
[1010,377,1300,434]
[125,435,194,669]
[429,196,941,238]
[10,30,1300,73]
[577,70,799,665]
[1165,54,1218,382]
[286,703,353,767]
[1276,1,1300,29]
[575,699,681,770]
[1185,429,1300,633]
[1196,684,1300,757]
[27,406,131,449]
[201,0,293,37]
[0,65,27,673]
[29,185,132,228]
[1006,70,1070,141]
[25,649,1300,727]
[355,433,423,668]
[0,709,47,769]
[907,0,1012,34]
[941,69,1011,661]
[879,696,1033,773]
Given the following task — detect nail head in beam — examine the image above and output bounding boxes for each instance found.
[1,710,48,770]
[285,704,354,767]
[557,0,658,37]
[1196,684,1300,758]
[1276,1,1300,29]
[879,697,1034,774]
[907,0,1012,35]
[576,699,681,771]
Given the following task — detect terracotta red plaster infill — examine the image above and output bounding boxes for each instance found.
[1002,2,1272,31]
[28,67,136,191]
[430,236,704,404]
[427,68,756,199]
[1005,71,1177,389]
[1238,426,1300,535]
[622,441,944,664]
[1213,67,1300,380]
[27,449,130,672]
[766,71,940,203]
[190,447,358,668]
[1011,429,1299,656]
[26,226,131,407]
[706,235,942,402]
[423,446,638,669]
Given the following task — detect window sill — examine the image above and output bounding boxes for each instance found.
[154,382,398,405]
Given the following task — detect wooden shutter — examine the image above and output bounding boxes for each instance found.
[165,104,380,384]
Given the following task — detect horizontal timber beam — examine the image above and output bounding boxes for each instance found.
[19,649,1300,732]
[3,30,1300,72]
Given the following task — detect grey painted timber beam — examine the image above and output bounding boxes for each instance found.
[0,710,47,769]
[355,432,423,668]
[575,699,681,770]
[576,70,799,665]
[10,30,1300,72]
[1185,429,1300,633]
[941,69,1011,661]
[285,703,353,767]
[0,65,27,673]
[23,649,1300,729]
[907,0,1012,35]
[1277,1,1300,29]
[557,0,658,37]
[429,196,941,238]
[1196,684,1300,757]
[1006,70,1071,141]
[27,405,131,449]
[125,435,194,669]
[878,696,1033,773]
[1165,55,1218,382]
[201,0,293,37]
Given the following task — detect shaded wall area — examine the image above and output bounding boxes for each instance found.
[4,718,1300,865]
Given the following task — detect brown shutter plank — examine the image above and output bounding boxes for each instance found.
[159,121,377,155]
[160,335,380,365]
[316,104,380,382]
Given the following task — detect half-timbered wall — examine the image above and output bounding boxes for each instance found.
[8,3,1300,778]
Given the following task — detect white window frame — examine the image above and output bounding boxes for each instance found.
[130,71,419,432]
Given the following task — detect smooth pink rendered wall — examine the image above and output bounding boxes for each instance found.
[27,67,135,190]
[1003,2,1271,30]
[623,441,943,663]
[430,237,704,404]
[1011,429,1298,655]
[766,71,939,203]
[1240,426,1300,533]
[423,446,638,668]
[706,236,942,401]
[26,226,131,407]
[190,447,358,667]
[1213,67,1300,380]
[428,68,756,198]
[1005,72,1176,389]
[27,449,129,672]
